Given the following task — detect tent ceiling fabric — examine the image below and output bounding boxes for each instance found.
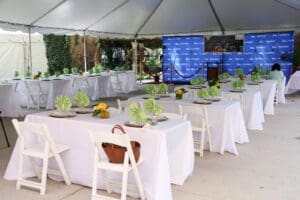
[0,0,300,38]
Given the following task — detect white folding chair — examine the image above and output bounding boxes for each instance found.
[89,128,145,200]
[245,84,263,101]
[110,72,123,93]
[24,80,47,110]
[72,76,90,95]
[117,99,144,113]
[12,119,71,195]
[222,91,244,111]
[179,104,212,157]
[161,112,187,120]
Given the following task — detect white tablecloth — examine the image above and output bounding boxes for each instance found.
[223,90,265,131]
[260,81,277,115]
[130,96,249,155]
[4,111,194,200]
[0,83,22,117]
[285,71,300,94]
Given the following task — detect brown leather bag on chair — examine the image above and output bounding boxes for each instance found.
[102,124,141,163]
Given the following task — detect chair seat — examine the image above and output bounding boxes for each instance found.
[23,144,69,158]
[97,159,143,172]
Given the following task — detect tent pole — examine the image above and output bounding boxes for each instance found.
[83,30,87,72]
[28,26,33,72]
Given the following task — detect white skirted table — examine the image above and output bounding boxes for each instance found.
[285,71,300,94]
[130,95,249,155]
[4,111,194,200]
[0,83,22,117]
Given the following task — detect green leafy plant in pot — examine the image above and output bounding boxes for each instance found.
[232,79,245,90]
[74,92,90,108]
[146,84,159,96]
[190,77,205,86]
[197,88,209,100]
[157,83,168,94]
[43,72,50,79]
[144,98,163,125]
[129,103,147,125]
[63,67,70,75]
[251,73,261,83]
[14,71,19,78]
[55,95,72,113]
[24,70,32,79]
[208,86,220,99]
[218,73,230,81]
[71,67,78,75]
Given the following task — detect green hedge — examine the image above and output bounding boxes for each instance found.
[44,34,71,75]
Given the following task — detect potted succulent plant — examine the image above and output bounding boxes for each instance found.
[43,72,50,79]
[144,98,163,125]
[157,83,168,95]
[129,103,147,125]
[71,67,78,75]
[14,70,19,78]
[197,88,210,101]
[55,95,72,113]
[251,73,262,84]
[190,77,205,86]
[207,86,221,100]
[232,79,245,90]
[63,68,70,75]
[24,70,32,79]
[218,72,231,83]
[74,92,90,108]
[146,84,159,97]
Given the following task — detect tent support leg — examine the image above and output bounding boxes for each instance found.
[83,30,87,72]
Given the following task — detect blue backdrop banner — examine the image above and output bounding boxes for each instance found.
[162,31,294,83]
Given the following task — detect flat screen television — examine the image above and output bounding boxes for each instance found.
[205,35,243,52]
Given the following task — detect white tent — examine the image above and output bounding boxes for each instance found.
[0,31,48,79]
[0,0,300,38]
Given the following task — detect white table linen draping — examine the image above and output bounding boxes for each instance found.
[130,96,249,155]
[89,75,116,100]
[223,90,265,131]
[285,71,300,94]
[118,71,137,93]
[260,81,277,115]
[278,77,286,104]
[0,83,22,117]
[4,111,194,200]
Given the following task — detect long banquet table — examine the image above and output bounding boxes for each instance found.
[285,71,300,94]
[4,111,194,200]
[130,95,249,155]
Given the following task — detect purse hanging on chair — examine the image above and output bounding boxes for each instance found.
[102,124,141,163]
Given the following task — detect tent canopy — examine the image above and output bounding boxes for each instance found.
[0,0,300,38]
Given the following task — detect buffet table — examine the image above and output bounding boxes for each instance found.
[4,111,194,200]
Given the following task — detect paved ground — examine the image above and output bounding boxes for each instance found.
[0,88,300,200]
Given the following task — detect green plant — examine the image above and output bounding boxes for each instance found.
[157,83,168,94]
[44,72,50,79]
[14,71,19,78]
[197,89,209,99]
[63,68,70,75]
[218,73,230,80]
[88,68,94,74]
[114,66,125,71]
[71,67,78,74]
[232,79,245,89]
[43,34,70,75]
[257,68,265,76]
[208,86,220,97]
[74,92,90,108]
[55,95,72,112]
[190,77,205,86]
[94,64,103,73]
[33,71,42,80]
[129,103,147,124]
[146,84,158,95]
[55,71,61,77]
[144,98,163,116]
[251,73,261,83]
[24,70,32,78]
[235,68,244,77]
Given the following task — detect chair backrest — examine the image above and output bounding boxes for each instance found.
[89,129,137,165]
[11,119,55,151]
[24,80,42,95]
[162,112,187,120]
[222,92,244,110]
[117,99,143,112]
[179,104,208,129]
